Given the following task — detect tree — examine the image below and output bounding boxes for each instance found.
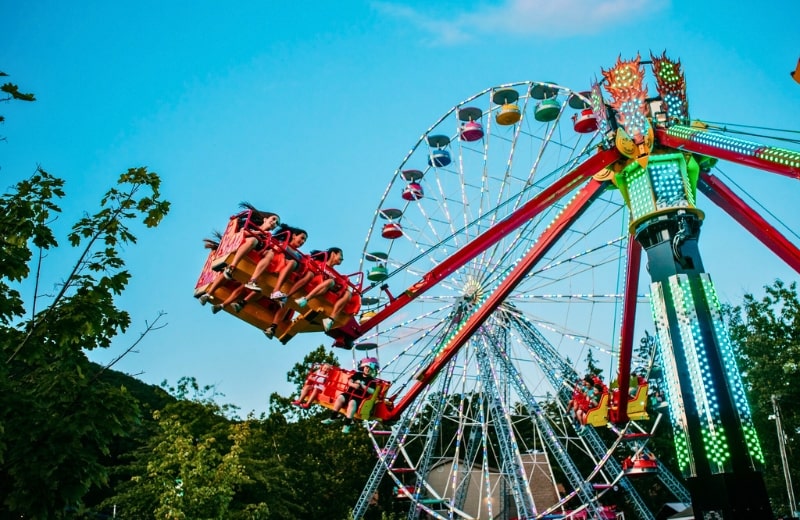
[0,166,170,516]
[728,279,800,517]
[584,348,603,378]
[104,400,254,520]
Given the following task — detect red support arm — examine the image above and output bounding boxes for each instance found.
[379,179,609,421]
[608,238,642,424]
[698,172,800,274]
[655,126,800,180]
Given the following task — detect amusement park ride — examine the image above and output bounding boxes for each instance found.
[196,53,800,519]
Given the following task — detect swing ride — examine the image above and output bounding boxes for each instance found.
[195,53,800,519]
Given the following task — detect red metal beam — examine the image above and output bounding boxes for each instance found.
[655,126,800,180]
[608,238,642,424]
[379,179,609,421]
[698,172,800,274]
[356,147,622,337]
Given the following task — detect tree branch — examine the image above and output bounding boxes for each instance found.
[91,311,168,384]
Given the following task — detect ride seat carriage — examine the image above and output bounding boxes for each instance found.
[194,209,362,342]
[622,452,659,476]
[584,380,650,427]
[309,366,392,421]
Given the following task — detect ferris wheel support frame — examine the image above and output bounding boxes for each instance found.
[375,179,609,422]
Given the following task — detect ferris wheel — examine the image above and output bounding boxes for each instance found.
[337,55,800,519]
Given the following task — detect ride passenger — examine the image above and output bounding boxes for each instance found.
[292,363,332,409]
[575,378,592,426]
[244,227,308,297]
[320,357,378,434]
[226,211,280,276]
[294,247,353,331]
[199,207,280,306]
[263,247,341,339]
[567,378,586,425]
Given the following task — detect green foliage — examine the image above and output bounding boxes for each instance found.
[727,279,800,516]
[0,165,170,516]
[0,71,36,129]
[117,406,251,520]
[1,79,36,102]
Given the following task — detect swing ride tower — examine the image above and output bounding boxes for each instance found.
[604,55,773,518]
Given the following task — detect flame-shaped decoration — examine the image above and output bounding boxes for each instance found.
[602,54,652,168]
[651,51,688,122]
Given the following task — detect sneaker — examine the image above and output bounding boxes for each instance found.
[244,280,261,292]
[223,266,235,280]
[211,304,224,314]
[295,297,308,308]
[263,325,277,339]
[291,400,302,406]
[232,301,246,313]
[342,424,352,434]
[270,291,288,301]
[322,317,334,331]
[198,294,212,305]
[300,402,310,409]
[320,418,337,425]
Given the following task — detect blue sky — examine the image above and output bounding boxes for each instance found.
[3,1,799,416]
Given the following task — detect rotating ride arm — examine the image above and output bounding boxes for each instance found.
[697,172,800,274]
[608,238,643,424]
[655,125,800,180]
[654,123,800,274]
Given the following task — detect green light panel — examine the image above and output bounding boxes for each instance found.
[625,164,655,221]
[700,274,766,466]
[648,154,693,210]
[650,281,694,475]
[670,274,731,473]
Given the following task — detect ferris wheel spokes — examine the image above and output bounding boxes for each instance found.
[344,148,621,348]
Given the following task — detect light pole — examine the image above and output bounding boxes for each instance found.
[771,394,798,518]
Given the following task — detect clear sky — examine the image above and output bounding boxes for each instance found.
[3,1,799,417]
